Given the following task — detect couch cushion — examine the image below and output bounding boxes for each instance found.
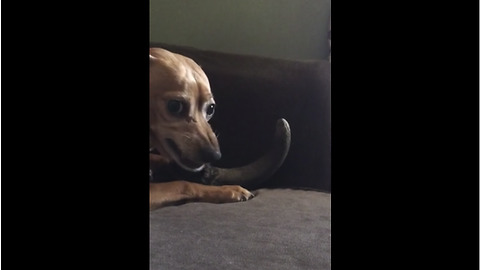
[150,189,331,270]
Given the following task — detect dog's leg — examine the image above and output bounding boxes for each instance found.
[150,181,254,210]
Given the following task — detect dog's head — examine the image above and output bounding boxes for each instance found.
[149,48,221,172]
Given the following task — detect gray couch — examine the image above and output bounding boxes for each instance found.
[149,44,331,270]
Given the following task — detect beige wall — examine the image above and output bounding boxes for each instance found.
[150,0,331,60]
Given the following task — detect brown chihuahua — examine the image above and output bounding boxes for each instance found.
[149,48,291,210]
[149,48,254,210]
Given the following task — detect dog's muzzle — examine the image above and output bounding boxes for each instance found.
[164,138,212,172]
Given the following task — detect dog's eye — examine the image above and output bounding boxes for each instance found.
[167,100,185,115]
[206,104,215,117]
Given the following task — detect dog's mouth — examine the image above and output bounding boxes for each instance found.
[164,138,205,172]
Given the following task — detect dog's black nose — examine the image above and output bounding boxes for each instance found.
[201,148,222,163]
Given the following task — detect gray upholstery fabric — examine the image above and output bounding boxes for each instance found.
[150,189,331,270]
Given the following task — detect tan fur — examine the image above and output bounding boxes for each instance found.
[149,48,253,210]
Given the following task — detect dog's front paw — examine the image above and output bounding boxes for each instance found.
[224,185,255,202]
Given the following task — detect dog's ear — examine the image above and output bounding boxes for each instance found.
[150,48,158,61]
[150,54,159,67]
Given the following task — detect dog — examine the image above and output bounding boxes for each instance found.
[149,48,256,210]
[149,48,291,210]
